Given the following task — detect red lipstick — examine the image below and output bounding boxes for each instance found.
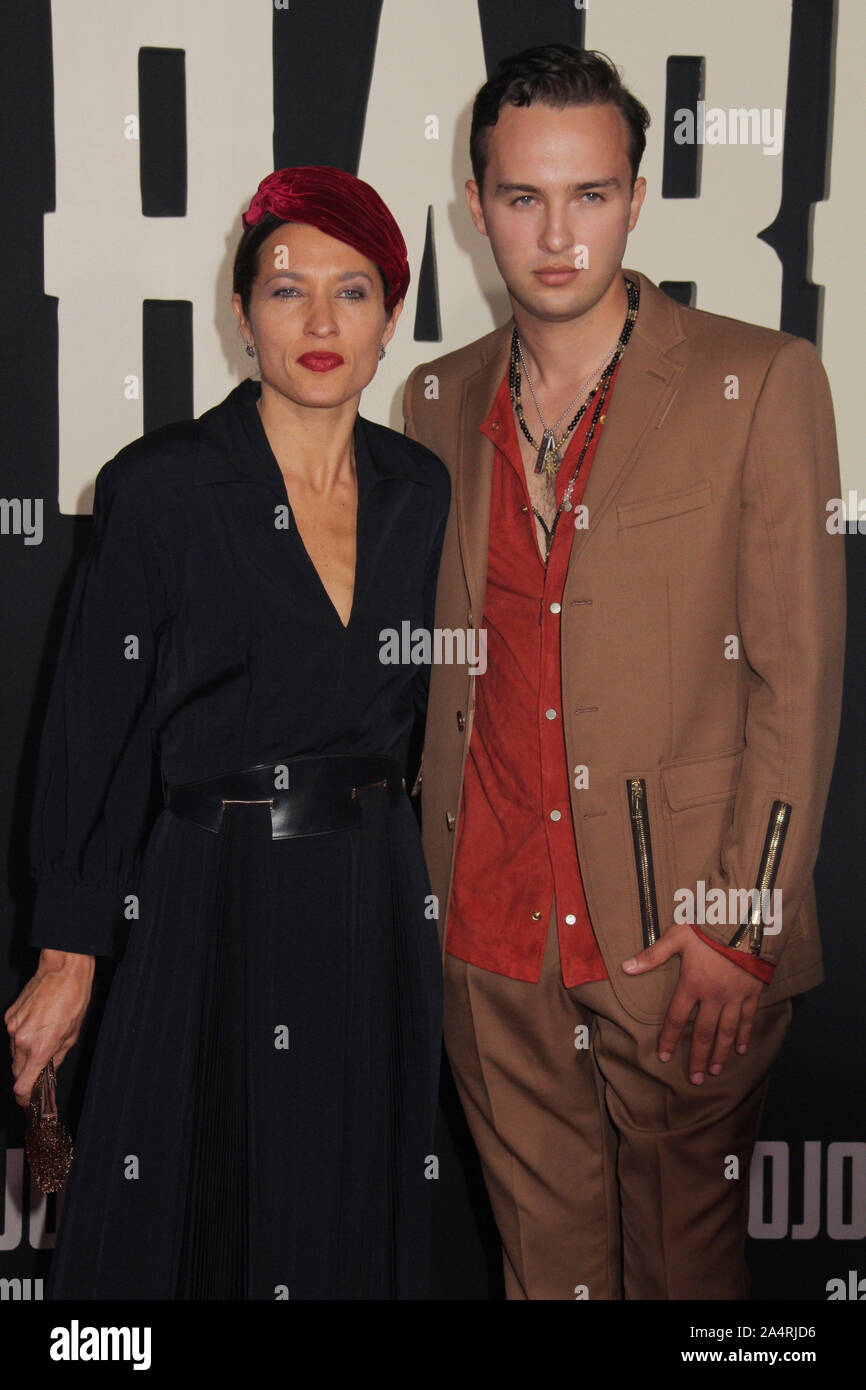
[298,352,344,372]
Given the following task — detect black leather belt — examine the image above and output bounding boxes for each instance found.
[165,753,406,838]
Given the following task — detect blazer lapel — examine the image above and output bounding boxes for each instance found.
[455,325,512,619]
[572,270,686,566]
[450,269,688,614]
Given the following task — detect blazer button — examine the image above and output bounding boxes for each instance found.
[456,710,465,731]
[446,811,456,831]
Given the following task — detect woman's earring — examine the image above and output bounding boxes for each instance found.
[378,344,386,361]
[245,341,256,358]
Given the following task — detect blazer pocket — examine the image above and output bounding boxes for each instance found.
[617,478,712,529]
[660,747,744,902]
[660,745,744,810]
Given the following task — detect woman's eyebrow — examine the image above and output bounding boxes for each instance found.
[263,269,375,284]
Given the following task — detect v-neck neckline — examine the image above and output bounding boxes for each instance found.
[289,474,360,632]
[246,385,364,633]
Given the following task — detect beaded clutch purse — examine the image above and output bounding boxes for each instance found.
[25,1058,73,1193]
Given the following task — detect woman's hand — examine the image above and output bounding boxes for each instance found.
[5,949,95,1107]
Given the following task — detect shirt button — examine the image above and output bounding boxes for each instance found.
[545,707,557,720]
[564,913,576,925]
[456,710,465,730]
[530,910,542,921]
[549,809,561,821]
[549,602,561,613]
[446,811,456,831]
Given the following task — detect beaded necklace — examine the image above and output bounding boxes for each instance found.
[508,277,639,562]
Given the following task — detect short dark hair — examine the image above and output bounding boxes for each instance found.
[232,211,390,319]
[469,45,650,195]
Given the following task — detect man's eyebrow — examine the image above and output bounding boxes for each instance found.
[494,177,622,195]
[263,269,375,284]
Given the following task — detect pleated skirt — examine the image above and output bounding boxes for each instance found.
[45,784,442,1300]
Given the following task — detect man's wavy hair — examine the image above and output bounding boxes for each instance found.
[469,45,651,194]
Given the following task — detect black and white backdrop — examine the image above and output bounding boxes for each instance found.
[1,0,863,1308]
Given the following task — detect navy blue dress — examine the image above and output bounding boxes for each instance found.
[28,378,450,1299]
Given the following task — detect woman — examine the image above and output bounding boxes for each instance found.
[5,167,450,1299]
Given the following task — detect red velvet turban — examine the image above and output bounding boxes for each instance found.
[242,166,410,311]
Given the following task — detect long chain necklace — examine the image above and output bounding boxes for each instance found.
[509,277,639,562]
[509,276,639,480]
[519,342,617,475]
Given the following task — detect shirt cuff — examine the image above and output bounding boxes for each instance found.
[689,923,775,984]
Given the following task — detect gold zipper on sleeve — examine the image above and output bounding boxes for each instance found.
[728,800,792,955]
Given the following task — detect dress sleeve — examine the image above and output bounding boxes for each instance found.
[28,462,163,959]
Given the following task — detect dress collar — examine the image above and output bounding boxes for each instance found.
[196,376,432,495]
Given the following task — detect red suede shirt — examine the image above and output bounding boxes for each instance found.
[445,361,774,987]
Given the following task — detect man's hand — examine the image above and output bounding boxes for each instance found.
[622,924,765,1083]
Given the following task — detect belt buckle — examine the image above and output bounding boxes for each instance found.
[351,778,389,799]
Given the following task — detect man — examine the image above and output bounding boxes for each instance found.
[402,45,844,1300]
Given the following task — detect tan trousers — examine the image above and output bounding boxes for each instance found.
[443,902,792,1300]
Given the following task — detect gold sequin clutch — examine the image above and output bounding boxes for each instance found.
[25,1058,73,1193]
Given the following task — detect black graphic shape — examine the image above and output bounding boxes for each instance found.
[662,55,704,198]
[139,47,187,217]
[659,280,696,307]
[477,0,585,74]
[758,0,837,343]
[142,299,193,433]
[414,206,441,341]
[272,2,384,171]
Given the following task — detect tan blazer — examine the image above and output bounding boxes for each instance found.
[402,268,845,1024]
